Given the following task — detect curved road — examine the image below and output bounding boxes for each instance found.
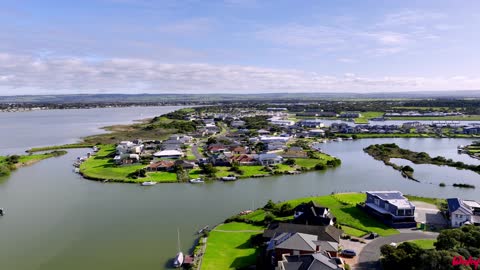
[355,231,438,270]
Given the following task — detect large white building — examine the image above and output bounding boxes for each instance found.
[447,198,480,227]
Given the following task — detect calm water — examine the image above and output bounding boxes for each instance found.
[0,109,480,270]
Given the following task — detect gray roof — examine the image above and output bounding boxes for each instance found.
[274,232,317,251]
[314,241,338,252]
[263,223,342,243]
[367,191,405,200]
[280,253,341,270]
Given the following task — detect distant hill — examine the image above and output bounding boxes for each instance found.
[1,91,480,104]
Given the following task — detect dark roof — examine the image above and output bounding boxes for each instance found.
[280,253,341,270]
[447,198,473,215]
[263,223,342,243]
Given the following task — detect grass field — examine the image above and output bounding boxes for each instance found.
[27,143,94,153]
[354,111,384,124]
[406,239,436,249]
[202,222,264,270]
[235,193,398,237]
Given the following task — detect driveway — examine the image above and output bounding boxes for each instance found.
[412,201,448,228]
[191,143,205,160]
[354,231,438,270]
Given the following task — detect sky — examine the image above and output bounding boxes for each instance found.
[1,0,480,95]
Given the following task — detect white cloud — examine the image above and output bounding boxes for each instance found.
[379,10,446,27]
[0,53,479,95]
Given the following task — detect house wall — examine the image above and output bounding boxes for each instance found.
[451,210,471,227]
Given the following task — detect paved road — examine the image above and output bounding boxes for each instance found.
[355,231,438,270]
[191,143,204,160]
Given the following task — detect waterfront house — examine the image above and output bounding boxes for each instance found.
[146,160,175,171]
[207,144,228,153]
[463,126,480,134]
[276,253,342,270]
[339,112,362,118]
[230,154,258,165]
[210,153,232,166]
[153,150,184,159]
[309,129,325,137]
[174,160,196,170]
[263,223,342,244]
[258,153,283,166]
[113,154,140,165]
[267,141,287,151]
[297,119,325,128]
[447,198,480,227]
[293,201,335,226]
[267,232,338,263]
[363,191,416,228]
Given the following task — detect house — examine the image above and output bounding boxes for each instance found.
[116,141,143,154]
[207,144,229,153]
[230,154,258,165]
[276,253,343,270]
[297,119,325,128]
[230,146,247,155]
[309,129,325,137]
[260,136,291,143]
[339,112,362,118]
[293,201,335,226]
[267,141,287,151]
[258,153,283,166]
[263,223,343,244]
[402,122,422,129]
[283,147,308,158]
[267,232,338,263]
[146,160,175,171]
[270,119,295,126]
[447,198,480,227]
[210,153,232,166]
[153,150,184,159]
[230,120,245,128]
[267,107,288,111]
[463,126,480,134]
[113,154,140,165]
[257,129,271,135]
[174,160,196,170]
[363,191,416,228]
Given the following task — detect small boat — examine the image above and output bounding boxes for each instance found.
[73,162,81,168]
[221,176,237,181]
[198,225,209,234]
[140,181,156,186]
[0,207,4,216]
[334,138,343,142]
[74,168,80,173]
[92,146,99,152]
[173,228,184,268]
[189,178,204,184]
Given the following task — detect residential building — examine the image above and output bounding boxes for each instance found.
[339,112,362,118]
[113,154,140,165]
[258,153,283,166]
[293,201,335,226]
[447,198,480,227]
[309,129,325,137]
[263,223,343,244]
[146,160,175,171]
[276,253,342,270]
[283,147,308,158]
[230,154,258,165]
[153,150,184,159]
[297,119,325,128]
[363,191,416,228]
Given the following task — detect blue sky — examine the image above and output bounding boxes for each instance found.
[1,0,480,94]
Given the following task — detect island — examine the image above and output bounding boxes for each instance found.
[0,150,67,177]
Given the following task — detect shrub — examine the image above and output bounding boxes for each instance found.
[315,163,327,170]
[439,182,446,187]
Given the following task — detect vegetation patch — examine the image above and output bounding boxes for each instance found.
[0,151,67,177]
[364,143,480,181]
[406,239,436,249]
[27,143,94,153]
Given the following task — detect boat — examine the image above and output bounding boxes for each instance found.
[0,207,4,216]
[92,146,99,152]
[189,178,204,184]
[140,181,156,186]
[74,168,80,173]
[198,225,209,234]
[334,138,343,142]
[173,228,184,268]
[221,176,237,181]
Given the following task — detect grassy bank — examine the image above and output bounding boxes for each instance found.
[406,239,436,249]
[0,151,67,177]
[27,143,94,153]
[226,193,398,237]
[202,222,264,270]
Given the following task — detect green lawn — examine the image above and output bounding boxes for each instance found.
[293,158,323,169]
[79,145,177,183]
[27,143,94,153]
[342,226,368,237]
[406,239,436,249]
[240,166,270,177]
[354,111,384,124]
[279,194,399,236]
[333,193,366,205]
[202,222,264,270]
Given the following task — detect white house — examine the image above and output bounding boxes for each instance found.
[258,153,283,165]
[447,198,480,227]
[260,136,290,143]
[153,150,184,159]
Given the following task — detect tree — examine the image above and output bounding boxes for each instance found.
[284,159,296,166]
[200,163,217,177]
[206,137,217,145]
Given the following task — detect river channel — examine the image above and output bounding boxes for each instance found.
[0,108,479,270]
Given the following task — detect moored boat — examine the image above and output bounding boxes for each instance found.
[140,181,156,186]
[189,178,204,184]
[173,228,184,268]
[221,176,237,181]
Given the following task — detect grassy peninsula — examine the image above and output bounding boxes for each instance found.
[0,151,67,177]
[197,192,399,270]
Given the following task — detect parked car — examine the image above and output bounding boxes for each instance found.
[341,249,357,258]
[368,232,379,239]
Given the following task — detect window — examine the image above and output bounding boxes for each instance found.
[385,204,389,211]
[374,198,380,206]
